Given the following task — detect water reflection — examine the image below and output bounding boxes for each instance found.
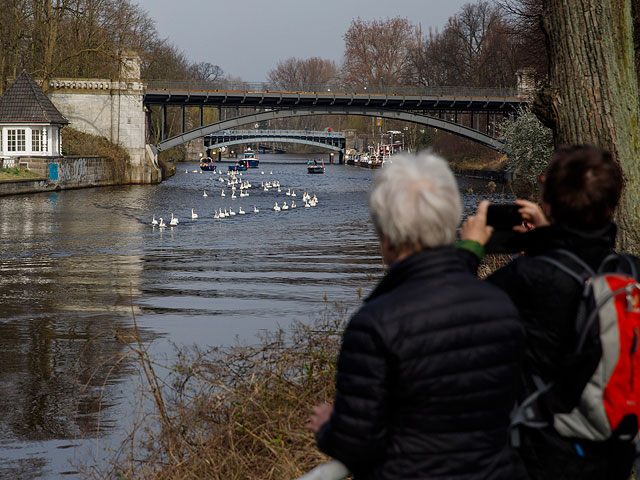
[0,154,499,478]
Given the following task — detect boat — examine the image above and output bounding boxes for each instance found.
[200,157,217,171]
[242,149,259,168]
[228,160,248,172]
[307,163,325,174]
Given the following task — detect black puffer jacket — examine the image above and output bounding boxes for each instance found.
[316,247,524,480]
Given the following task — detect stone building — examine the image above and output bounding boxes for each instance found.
[0,70,68,167]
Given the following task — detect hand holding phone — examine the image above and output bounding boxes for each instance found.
[486,204,523,230]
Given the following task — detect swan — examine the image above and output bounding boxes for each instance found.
[169,213,179,226]
[231,192,236,199]
[192,169,198,173]
[191,208,198,219]
[277,186,281,193]
[159,217,167,227]
[214,210,220,219]
[185,169,188,174]
[286,188,291,196]
[238,207,245,215]
[261,171,265,174]
[291,201,296,209]
[219,176,225,183]
[273,202,281,212]
[151,216,158,226]
[282,201,289,211]
[224,208,229,217]
[270,171,273,175]
[229,208,236,216]
[291,189,296,197]
[221,190,226,197]
[203,190,208,197]
[253,205,259,213]
[312,194,318,204]
[304,201,311,208]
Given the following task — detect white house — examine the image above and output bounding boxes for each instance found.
[0,70,68,164]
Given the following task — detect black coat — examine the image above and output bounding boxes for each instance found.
[316,247,524,480]
[485,223,640,480]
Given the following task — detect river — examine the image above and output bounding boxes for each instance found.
[0,153,494,478]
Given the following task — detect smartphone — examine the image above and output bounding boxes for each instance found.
[486,204,522,230]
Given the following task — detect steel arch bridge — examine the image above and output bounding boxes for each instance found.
[154,106,504,153]
[206,138,345,154]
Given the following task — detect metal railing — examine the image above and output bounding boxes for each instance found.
[144,79,519,98]
[206,129,345,137]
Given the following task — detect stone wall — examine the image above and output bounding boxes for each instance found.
[0,156,128,197]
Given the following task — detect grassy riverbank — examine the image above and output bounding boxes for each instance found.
[0,167,41,180]
[84,305,347,479]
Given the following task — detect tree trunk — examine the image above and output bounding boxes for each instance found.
[539,0,640,253]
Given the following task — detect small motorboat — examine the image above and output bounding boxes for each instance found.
[242,149,260,168]
[307,161,325,174]
[229,160,248,172]
[200,157,217,171]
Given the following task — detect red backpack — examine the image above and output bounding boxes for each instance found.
[512,250,640,443]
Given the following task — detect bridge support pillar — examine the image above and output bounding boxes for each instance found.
[217,150,222,162]
[161,104,167,140]
[339,151,344,164]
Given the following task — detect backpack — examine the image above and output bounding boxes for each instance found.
[511,249,640,445]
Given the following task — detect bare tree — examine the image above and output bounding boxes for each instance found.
[342,17,415,88]
[267,57,337,90]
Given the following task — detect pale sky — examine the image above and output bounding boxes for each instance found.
[134,0,472,82]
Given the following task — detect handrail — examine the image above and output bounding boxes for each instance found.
[144,79,519,98]
[294,460,349,480]
[206,129,345,137]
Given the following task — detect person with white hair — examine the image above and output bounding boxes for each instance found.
[307,152,524,480]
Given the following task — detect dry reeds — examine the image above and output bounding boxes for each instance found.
[86,303,348,479]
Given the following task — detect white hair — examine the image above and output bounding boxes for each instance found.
[368,151,462,250]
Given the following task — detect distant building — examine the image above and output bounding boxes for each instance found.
[0,70,68,163]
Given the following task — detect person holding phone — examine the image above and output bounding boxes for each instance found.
[461,145,640,480]
[307,152,524,479]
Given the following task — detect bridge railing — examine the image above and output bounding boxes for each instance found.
[145,79,518,98]
[206,129,345,137]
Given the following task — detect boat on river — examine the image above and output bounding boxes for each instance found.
[307,160,325,174]
[229,160,248,172]
[200,157,217,171]
[242,149,259,168]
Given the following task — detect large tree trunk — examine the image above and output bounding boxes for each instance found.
[539,0,640,253]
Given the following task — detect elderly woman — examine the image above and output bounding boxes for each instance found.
[307,152,524,480]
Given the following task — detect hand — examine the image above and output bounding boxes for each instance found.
[461,200,493,246]
[306,402,333,434]
[513,199,549,233]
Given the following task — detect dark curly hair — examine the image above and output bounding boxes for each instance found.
[542,145,623,229]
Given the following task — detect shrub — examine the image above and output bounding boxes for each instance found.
[499,107,554,185]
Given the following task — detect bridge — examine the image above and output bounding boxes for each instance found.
[143,81,528,153]
[204,129,346,159]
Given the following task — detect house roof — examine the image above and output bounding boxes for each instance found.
[0,70,68,125]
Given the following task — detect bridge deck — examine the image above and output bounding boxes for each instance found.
[144,88,524,112]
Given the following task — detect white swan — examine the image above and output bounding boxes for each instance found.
[169,213,179,226]
[286,188,291,196]
[291,201,296,209]
[291,189,296,197]
[270,171,273,175]
[253,205,259,213]
[282,201,289,211]
[191,208,198,219]
[221,189,226,197]
[192,169,198,173]
[214,210,220,219]
[224,208,229,217]
[261,171,265,175]
[159,217,167,227]
[304,201,311,208]
[151,216,158,226]
[239,207,245,215]
[185,169,188,174]
[203,190,208,197]
[231,192,236,199]
[273,202,281,212]
[229,208,236,216]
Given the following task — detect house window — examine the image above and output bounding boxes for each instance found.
[7,129,26,152]
[32,129,41,152]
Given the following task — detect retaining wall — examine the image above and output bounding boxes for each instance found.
[0,156,128,197]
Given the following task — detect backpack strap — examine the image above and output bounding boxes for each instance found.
[510,375,553,447]
[536,248,595,285]
[599,253,639,280]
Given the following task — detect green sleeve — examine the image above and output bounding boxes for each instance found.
[456,239,485,261]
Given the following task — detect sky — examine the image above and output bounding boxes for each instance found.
[134,0,472,82]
